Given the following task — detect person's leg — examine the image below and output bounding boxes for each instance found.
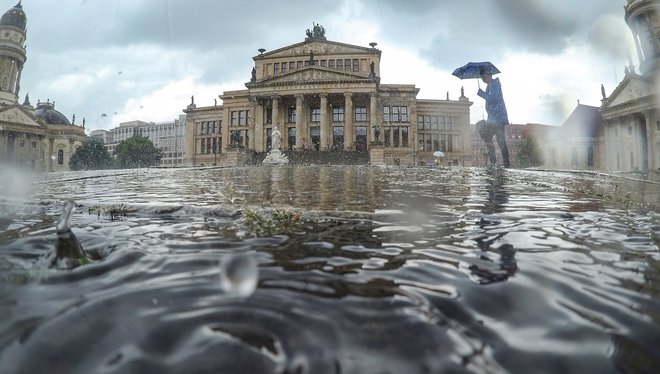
[495,123,510,167]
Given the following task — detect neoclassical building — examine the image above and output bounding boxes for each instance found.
[184,25,472,166]
[600,0,659,173]
[0,2,84,172]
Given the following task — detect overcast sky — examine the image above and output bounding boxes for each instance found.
[10,0,634,131]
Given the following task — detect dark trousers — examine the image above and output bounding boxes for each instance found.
[479,122,510,167]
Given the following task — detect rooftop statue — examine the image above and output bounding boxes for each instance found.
[305,22,326,39]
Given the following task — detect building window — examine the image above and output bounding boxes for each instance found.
[19,140,24,147]
[333,126,344,149]
[337,59,343,70]
[356,126,367,151]
[332,107,344,122]
[353,59,359,72]
[281,62,287,73]
[231,111,238,127]
[230,130,244,148]
[344,59,351,71]
[288,127,296,150]
[384,106,408,122]
[288,107,296,123]
[571,148,578,166]
[310,108,321,122]
[329,59,335,69]
[31,141,36,148]
[355,107,367,122]
[393,126,400,147]
[321,60,327,67]
[630,152,634,169]
[57,149,64,165]
[297,61,303,68]
[401,127,409,147]
[310,126,320,150]
[239,110,247,126]
[274,63,280,74]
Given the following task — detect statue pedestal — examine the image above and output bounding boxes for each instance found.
[262,149,289,165]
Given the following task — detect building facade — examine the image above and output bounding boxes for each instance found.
[183,26,472,167]
[0,2,84,172]
[104,115,186,167]
[600,0,659,173]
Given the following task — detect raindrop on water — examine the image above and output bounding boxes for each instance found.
[220,253,258,297]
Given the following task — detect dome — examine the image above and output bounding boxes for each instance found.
[0,2,26,31]
[34,100,71,125]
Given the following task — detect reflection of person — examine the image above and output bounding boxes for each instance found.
[469,172,517,283]
[477,69,510,168]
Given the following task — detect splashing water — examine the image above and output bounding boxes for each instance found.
[53,199,87,269]
[220,253,258,297]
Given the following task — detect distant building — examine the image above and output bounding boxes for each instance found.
[599,0,659,173]
[471,123,553,168]
[105,115,186,167]
[0,2,84,171]
[543,104,604,170]
[183,25,472,167]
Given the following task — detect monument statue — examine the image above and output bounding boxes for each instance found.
[272,126,282,150]
[305,23,326,39]
[251,67,256,82]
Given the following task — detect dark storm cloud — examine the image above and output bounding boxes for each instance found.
[363,0,626,70]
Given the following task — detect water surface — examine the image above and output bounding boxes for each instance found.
[1,166,659,373]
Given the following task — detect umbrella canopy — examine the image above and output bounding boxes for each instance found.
[433,150,445,158]
[452,62,500,80]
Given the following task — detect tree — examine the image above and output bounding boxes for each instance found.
[69,138,114,170]
[516,132,544,168]
[115,135,161,168]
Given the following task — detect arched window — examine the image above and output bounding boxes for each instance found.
[57,149,64,165]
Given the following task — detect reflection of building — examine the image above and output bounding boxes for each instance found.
[183,26,472,167]
[0,2,84,171]
[104,115,186,167]
[599,0,659,173]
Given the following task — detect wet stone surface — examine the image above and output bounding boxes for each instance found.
[0,166,659,373]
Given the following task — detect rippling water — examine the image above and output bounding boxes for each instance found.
[1,166,659,373]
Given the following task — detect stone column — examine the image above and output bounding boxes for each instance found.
[295,94,304,149]
[48,138,54,172]
[320,94,328,149]
[253,102,264,152]
[344,93,353,150]
[369,93,379,144]
[272,95,281,145]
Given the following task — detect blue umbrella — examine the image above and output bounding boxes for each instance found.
[452,61,501,80]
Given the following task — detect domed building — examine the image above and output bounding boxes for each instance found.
[0,1,84,171]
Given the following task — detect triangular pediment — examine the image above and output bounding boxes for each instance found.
[602,73,653,109]
[249,66,373,87]
[260,39,375,59]
[0,105,44,128]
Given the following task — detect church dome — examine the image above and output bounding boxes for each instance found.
[0,2,26,31]
[34,100,70,125]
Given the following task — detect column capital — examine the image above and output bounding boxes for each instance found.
[344,92,353,98]
[319,93,328,99]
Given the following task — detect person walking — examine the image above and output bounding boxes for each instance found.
[477,69,510,168]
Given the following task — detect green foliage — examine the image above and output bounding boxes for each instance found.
[516,133,544,168]
[115,135,161,169]
[69,138,114,170]
[243,208,302,236]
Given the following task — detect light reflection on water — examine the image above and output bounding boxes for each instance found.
[0,166,659,373]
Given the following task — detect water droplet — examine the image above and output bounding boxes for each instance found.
[57,199,75,233]
[220,253,258,297]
